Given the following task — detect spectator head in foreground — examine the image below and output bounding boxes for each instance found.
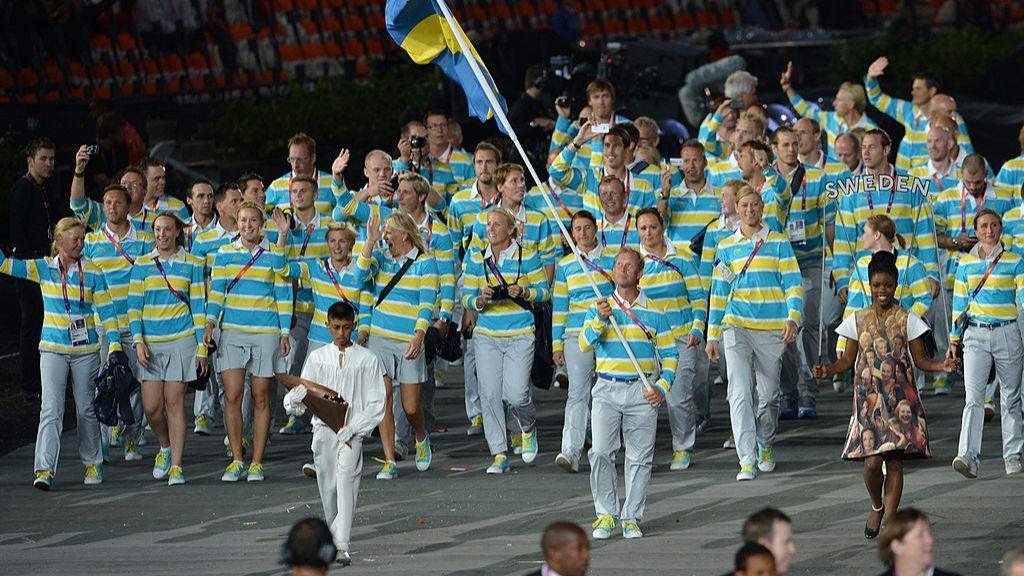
[281,517,336,575]
[734,542,777,576]
[878,508,945,576]
[539,521,589,576]
[742,507,795,574]
[1001,545,1024,576]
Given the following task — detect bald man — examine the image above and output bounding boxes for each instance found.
[527,522,590,576]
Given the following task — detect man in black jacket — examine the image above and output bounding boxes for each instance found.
[8,138,65,399]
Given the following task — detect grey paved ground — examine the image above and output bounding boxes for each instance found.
[2,370,1023,576]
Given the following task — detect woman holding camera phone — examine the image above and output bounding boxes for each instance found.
[462,206,550,474]
[127,213,208,486]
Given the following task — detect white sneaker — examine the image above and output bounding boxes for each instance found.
[736,465,757,481]
[952,456,978,479]
[622,520,643,539]
[722,435,735,449]
[1006,458,1023,476]
[555,453,579,473]
[336,551,352,566]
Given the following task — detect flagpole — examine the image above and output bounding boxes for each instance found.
[433,0,653,391]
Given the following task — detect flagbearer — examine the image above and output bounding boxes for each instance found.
[582,248,677,540]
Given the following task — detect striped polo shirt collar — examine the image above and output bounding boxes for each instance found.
[968,240,1003,261]
[232,235,270,252]
[189,214,218,234]
[484,240,519,263]
[730,222,770,243]
[148,246,186,264]
[613,288,649,310]
[640,239,679,259]
[104,222,139,242]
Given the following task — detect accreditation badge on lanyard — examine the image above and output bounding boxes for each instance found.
[787,177,808,243]
[59,259,89,346]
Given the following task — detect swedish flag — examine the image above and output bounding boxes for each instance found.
[385,0,508,130]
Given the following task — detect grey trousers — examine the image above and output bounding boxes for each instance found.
[723,326,786,467]
[560,332,595,462]
[781,259,820,406]
[463,335,481,421]
[667,338,702,452]
[958,324,1024,466]
[589,377,657,522]
[311,425,363,551]
[37,350,102,473]
[474,332,536,455]
[394,359,437,445]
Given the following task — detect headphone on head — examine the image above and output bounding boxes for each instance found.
[279,518,337,568]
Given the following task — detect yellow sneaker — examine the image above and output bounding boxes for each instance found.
[34,470,53,490]
[84,464,103,485]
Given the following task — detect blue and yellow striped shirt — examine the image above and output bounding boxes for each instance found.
[697,112,731,161]
[932,184,1016,288]
[846,251,933,319]
[0,255,121,354]
[127,248,207,355]
[663,177,721,248]
[206,238,292,336]
[864,75,973,170]
[354,247,439,342]
[549,113,631,170]
[699,215,741,291]
[996,155,1024,190]
[462,242,549,337]
[778,164,835,266]
[832,169,940,289]
[579,290,678,397]
[83,224,153,332]
[284,258,371,344]
[708,224,804,341]
[549,146,658,219]
[640,241,708,340]
[266,169,338,217]
[447,181,498,255]
[393,158,459,209]
[526,180,584,241]
[266,213,333,315]
[786,90,878,157]
[468,203,559,268]
[71,196,156,232]
[551,246,616,352]
[950,244,1024,341]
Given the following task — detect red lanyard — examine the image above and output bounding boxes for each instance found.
[611,292,653,340]
[799,175,808,210]
[58,259,85,313]
[154,256,189,305]
[322,258,352,304]
[580,253,613,285]
[969,250,1003,300]
[960,191,985,234]
[739,237,766,277]
[601,214,631,248]
[226,246,265,294]
[102,227,136,265]
[931,174,944,195]
[299,223,315,256]
[442,146,453,164]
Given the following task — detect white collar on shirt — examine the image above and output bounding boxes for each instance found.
[969,241,1003,260]
[602,211,629,228]
[232,236,270,252]
[927,159,956,179]
[960,182,994,202]
[640,239,679,258]
[484,240,519,263]
[104,222,138,241]
[190,215,218,233]
[731,222,770,243]
[614,288,648,309]
[580,244,604,260]
[149,247,186,264]
[50,255,84,270]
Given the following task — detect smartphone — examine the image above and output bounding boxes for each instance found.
[669,158,685,167]
[86,144,100,157]
[592,123,611,134]
[729,100,744,111]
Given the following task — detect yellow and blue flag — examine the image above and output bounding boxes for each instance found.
[385,0,508,131]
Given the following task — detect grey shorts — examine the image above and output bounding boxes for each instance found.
[216,329,286,378]
[367,334,426,384]
[135,336,199,382]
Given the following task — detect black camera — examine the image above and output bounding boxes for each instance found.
[490,285,510,301]
[555,95,570,109]
[410,135,427,149]
[729,99,744,111]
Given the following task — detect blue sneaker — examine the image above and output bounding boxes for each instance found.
[486,454,509,474]
[592,514,618,539]
[152,447,171,479]
[521,430,538,463]
[221,460,245,482]
[798,404,816,418]
[376,460,398,480]
[415,437,432,472]
[757,443,776,472]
